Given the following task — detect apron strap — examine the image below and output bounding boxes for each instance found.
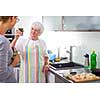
[24,39,30,48]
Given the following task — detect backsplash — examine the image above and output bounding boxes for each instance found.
[41,31,100,67]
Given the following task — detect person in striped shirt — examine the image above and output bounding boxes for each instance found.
[0,16,19,83]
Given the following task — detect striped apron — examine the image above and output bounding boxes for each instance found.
[19,39,45,83]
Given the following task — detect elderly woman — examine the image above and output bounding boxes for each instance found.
[15,22,49,83]
[0,16,19,83]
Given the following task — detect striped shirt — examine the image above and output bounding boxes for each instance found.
[0,35,16,83]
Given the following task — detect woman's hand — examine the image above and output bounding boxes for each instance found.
[42,64,49,73]
[15,29,23,39]
[10,29,23,48]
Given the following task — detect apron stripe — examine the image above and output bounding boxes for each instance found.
[41,48,44,82]
[40,47,45,82]
[34,49,36,82]
[24,48,26,82]
[34,48,37,82]
[36,46,38,82]
[38,46,41,82]
[31,47,34,82]
[37,46,40,82]
[30,47,33,82]
[25,46,28,82]
[36,47,40,82]
[28,47,31,82]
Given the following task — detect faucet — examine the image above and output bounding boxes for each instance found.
[66,46,76,62]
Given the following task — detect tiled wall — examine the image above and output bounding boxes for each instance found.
[41,31,100,67]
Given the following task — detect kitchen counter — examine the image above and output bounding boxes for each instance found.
[48,67,100,83]
[49,67,73,83]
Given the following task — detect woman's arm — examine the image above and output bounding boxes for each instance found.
[10,54,20,67]
[42,56,49,73]
[44,56,49,65]
[10,30,23,48]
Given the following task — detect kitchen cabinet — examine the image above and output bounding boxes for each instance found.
[63,16,100,31]
[48,71,55,83]
[42,16,100,31]
[48,69,65,83]
[42,16,62,31]
[64,16,90,31]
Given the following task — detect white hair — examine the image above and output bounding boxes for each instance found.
[31,22,44,35]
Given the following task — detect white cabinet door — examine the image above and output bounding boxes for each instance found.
[48,71,55,83]
[63,16,100,31]
[42,16,62,31]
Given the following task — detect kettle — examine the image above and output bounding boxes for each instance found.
[84,53,89,66]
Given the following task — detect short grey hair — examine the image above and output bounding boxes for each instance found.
[31,22,44,35]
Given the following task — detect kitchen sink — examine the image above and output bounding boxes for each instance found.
[50,62,84,70]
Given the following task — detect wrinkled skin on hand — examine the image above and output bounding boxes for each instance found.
[15,29,23,39]
[42,65,49,73]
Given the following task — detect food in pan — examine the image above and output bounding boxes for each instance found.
[64,73,100,82]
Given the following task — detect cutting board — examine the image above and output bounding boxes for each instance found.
[65,74,100,83]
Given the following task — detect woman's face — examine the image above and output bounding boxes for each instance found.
[7,17,18,29]
[30,26,40,40]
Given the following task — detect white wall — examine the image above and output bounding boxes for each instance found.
[15,16,42,37]
[41,31,100,67]
[74,32,100,67]
[15,16,100,67]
